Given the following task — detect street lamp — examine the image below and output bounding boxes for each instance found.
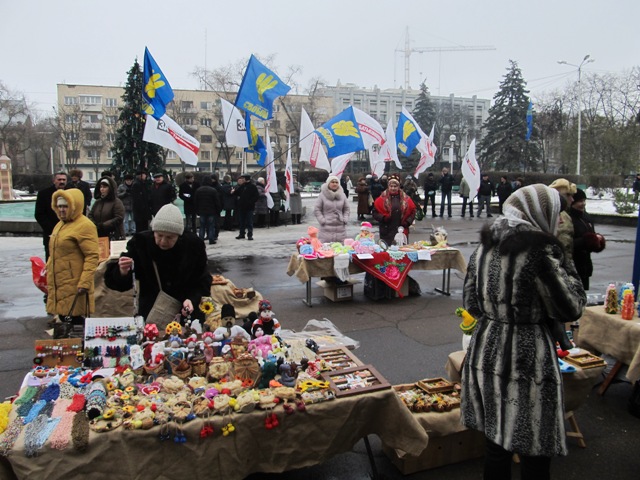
[449,134,456,169]
[558,55,595,176]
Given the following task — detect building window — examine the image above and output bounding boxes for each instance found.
[107,150,115,159]
[200,150,211,160]
[235,151,244,160]
[83,114,101,123]
[105,98,118,107]
[65,132,78,141]
[106,133,116,142]
[167,151,176,159]
[370,100,377,107]
[86,132,101,141]
[80,95,102,105]
[64,96,77,105]
[67,150,80,160]
[106,115,117,125]
[181,101,194,109]
[200,117,212,127]
[200,101,213,110]
[65,114,78,124]
[201,135,212,143]
[183,117,194,125]
[272,104,280,113]
[87,149,100,160]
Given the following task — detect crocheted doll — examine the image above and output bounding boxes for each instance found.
[394,226,407,246]
[213,304,251,354]
[248,327,273,360]
[355,221,375,242]
[251,300,281,337]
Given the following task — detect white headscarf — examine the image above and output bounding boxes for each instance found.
[502,184,561,235]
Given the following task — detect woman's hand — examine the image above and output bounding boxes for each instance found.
[182,300,194,316]
[118,256,133,275]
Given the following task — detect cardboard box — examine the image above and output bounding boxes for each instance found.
[316,280,357,302]
[383,429,485,474]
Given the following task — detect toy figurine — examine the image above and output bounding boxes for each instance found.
[394,226,407,246]
[248,327,273,361]
[251,300,282,337]
[213,304,251,353]
[355,221,375,242]
[279,362,296,387]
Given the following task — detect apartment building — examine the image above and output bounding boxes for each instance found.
[57,83,489,179]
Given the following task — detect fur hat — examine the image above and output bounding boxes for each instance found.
[549,178,577,195]
[151,204,184,235]
[572,188,587,203]
[326,175,340,184]
[221,304,236,319]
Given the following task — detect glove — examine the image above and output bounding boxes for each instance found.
[595,233,606,252]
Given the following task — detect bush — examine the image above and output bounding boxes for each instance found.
[613,190,637,214]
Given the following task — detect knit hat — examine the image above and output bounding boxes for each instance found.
[502,184,560,235]
[326,175,340,184]
[151,204,184,235]
[572,188,587,203]
[221,304,236,319]
[548,178,577,195]
[153,172,164,178]
[360,221,373,230]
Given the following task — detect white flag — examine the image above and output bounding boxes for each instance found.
[414,124,437,176]
[143,114,200,166]
[330,153,355,178]
[372,159,386,178]
[264,128,278,209]
[377,118,402,169]
[461,139,480,201]
[284,137,293,212]
[352,106,385,149]
[220,98,249,148]
[299,107,331,172]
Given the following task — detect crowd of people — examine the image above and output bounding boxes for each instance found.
[34,165,606,480]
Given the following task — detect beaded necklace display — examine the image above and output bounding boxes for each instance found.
[49,411,76,451]
[0,418,24,456]
[23,399,47,424]
[24,414,60,457]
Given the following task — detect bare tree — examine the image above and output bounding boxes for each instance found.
[0,82,32,171]
[52,102,85,171]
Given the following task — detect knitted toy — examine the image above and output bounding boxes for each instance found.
[252,300,282,337]
[355,221,375,242]
[394,226,407,246]
[248,328,273,360]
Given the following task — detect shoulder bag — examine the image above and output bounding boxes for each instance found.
[145,261,182,332]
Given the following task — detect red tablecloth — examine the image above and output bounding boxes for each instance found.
[352,252,414,296]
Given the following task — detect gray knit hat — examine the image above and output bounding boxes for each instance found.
[152,204,184,235]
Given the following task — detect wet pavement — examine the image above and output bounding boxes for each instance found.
[1,199,639,479]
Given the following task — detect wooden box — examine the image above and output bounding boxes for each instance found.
[316,280,357,302]
[383,429,486,474]
[321,364,391,397]
[418,377,455,393]
[564,352,606,369]
[317,346,363,371]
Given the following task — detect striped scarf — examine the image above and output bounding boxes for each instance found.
[502,184,560,235]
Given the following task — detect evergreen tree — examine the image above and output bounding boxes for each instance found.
[110,59,163,179]
[478,60,541,172]
[412,81,437,134]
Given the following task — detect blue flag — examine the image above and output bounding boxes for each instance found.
[525,101,533,141]
[314,107,365,158]
[142,47,174,119]
[244,115,267,166]
[396,109,422,157]
[235,55,291,121]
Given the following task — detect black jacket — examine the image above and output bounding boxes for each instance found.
[67,180,92,210]
[131,179,152,223]
[423,177,439,196]
[478,179,494,196]
[35,184,60,237]
[194,185,222,216]
[179,181,200,214]
[104,231,211,319]
[150,182,176,216]
[439,173,455,192]
[234,182,260,211]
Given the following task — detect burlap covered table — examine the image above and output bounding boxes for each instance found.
[287,248,467,305]
[2,388,428,480]
[578,305,640,384]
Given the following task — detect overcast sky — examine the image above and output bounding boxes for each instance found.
[2,0,638,117]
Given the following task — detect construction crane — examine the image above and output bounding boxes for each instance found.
[396,27,496,92]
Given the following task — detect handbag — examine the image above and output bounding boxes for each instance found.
[53,292,89,339]
[145,261,182,332]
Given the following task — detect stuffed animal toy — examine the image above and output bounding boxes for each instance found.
[248,327,273,361]
[258,361,278,389]
[355,221,375,241]
[430,226,448,247]
[307,226,323,252]
[252,300,281,337]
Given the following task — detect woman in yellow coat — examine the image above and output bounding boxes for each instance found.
[46,188,99,321]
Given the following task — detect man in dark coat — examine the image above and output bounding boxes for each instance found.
[232,174,259,241]
[131,170,152,233]
[422,172,439,218]
[150,172,176,216]
[194,176,221,245]
[104,204,211,321]
[35,172,68,260]
[438,167,455,218]
[477,173,495,217]
[220,175,237,231]
[178,172,200,234]
[67,168,92,214]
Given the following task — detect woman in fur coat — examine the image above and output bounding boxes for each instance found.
[462,184,586,479]
[313,175,350,243]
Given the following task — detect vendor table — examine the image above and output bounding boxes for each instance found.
[2,388,428,480]
[577,305,640,395]
[286,248,468,306]
[445,349,605,448]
